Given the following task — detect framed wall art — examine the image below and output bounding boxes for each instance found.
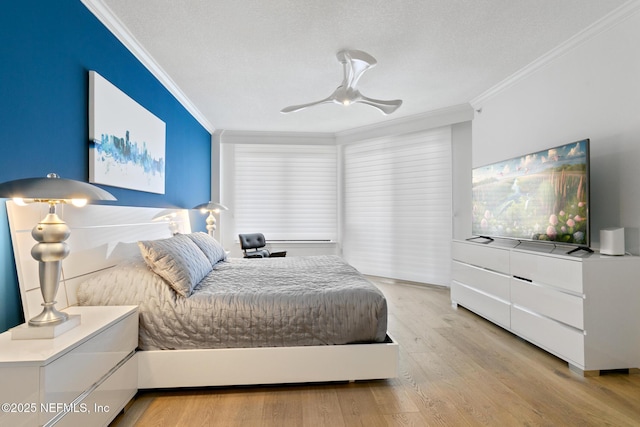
[89,70,166,194]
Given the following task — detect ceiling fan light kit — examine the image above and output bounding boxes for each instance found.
[281,49,402,115]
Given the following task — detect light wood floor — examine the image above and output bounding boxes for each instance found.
[111,277,640,426]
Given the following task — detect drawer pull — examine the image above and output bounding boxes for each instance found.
[514,275,532,282]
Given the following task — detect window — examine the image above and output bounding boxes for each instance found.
[342,126,452,285]
[231,144,337,241]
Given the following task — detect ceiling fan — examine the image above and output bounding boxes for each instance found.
[281,49,403,115]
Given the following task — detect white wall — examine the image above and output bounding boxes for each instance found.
[471,6,640,254]
[452,121,473,240]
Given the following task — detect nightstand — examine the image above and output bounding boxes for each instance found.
[0,305,138,427]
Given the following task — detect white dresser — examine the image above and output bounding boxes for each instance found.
[0,305,138,426]
[452,239,640,375]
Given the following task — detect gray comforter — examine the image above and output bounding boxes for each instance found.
[77,255,388,350]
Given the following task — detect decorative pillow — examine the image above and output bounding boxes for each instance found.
[185,232,227,266]
[138,234,211,297]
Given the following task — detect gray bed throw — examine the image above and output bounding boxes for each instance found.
[77,255,388,350]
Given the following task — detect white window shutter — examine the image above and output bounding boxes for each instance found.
[233,144,337,241]
[342,126,452,285]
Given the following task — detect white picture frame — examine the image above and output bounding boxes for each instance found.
[89,70,166,194]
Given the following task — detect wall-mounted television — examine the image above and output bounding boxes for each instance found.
[472,139,590,247]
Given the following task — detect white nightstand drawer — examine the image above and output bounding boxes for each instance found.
[453,261,510,301]
[54,353,137,427]
[42,311,137,407]
[511,306,584,367]
[511,278,584,330]
[0,367,39,427]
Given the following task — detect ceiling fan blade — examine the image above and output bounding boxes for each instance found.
[357,95,403,115]
[280,96,334,114]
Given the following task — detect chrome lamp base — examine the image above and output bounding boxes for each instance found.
[28,303,69,327]
[28,206,71,327]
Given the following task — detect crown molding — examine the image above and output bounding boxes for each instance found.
[335,104,474,145]
[219,104,474,145]
[81,0,214,133]
[220,130,336,145]
[471,0,640,108]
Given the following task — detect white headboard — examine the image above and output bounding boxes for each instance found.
[6,201,191,322]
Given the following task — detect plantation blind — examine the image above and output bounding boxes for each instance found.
[233,144,337,241]
[342,126,452,285]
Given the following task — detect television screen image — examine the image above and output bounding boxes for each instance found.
[472,139,589,245]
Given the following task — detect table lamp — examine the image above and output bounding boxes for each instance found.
[192,201,228,237]
[152,209,181,235]
[0,173,116,327]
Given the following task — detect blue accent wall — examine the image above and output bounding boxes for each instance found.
[0,0,212,332]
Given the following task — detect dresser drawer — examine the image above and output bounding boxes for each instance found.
[453,261,510,301]
[511,278,584,330]
[511,251,583,293]
[451,281,511,329]
[452,241,509,273]
[511,306,584,367]
[41,311,137,408]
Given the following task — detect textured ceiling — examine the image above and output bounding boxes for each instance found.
[100,0,626,133]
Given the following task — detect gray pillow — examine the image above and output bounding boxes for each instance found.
[186,232,227,266]
[138,234,211,297]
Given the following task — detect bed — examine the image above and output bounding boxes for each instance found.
[6,202,398,388]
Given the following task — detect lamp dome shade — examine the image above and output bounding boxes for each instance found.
[193,201,228,211]
[0,173,116,201]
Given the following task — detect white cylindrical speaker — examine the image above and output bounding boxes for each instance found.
[600,227,625,256]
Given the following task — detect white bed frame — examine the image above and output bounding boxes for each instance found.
[6,202,398,388]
